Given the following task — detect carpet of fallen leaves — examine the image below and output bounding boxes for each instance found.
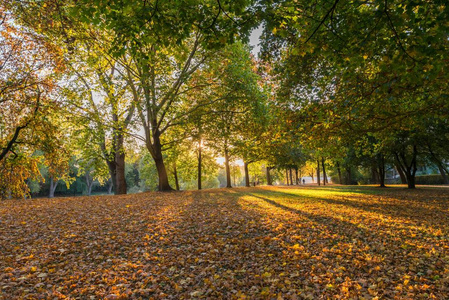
[1,185,448,299]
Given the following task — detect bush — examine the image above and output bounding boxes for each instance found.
[415,174,446,185]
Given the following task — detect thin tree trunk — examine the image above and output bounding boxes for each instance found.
[115,133,127,194]
[198,141,202,190]
[266,166,272,185]
[337,162,342,184]
[321,158,326,186]
[289,168,293,186]
[108,178,113,194]
[106,160,117,194]
[49,177,58,198]
[224,145,232,188]
[286,169,289,185]
[345,168,352,185]
[244,161,250,187]
[311,169,314,183]
[317,160,321,186]
[85,173,93,196]
[173,163,180,191]
[295,168,299,185]
[377,154,386,188]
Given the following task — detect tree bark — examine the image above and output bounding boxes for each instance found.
[286,169,289,185]
[173,162,180,191]
[114,133,127,194]
[321,158,327,186]
[224,145,232,188]
[49,177,58,198]
[336,162,342,184]
[106,160,117,194]
[317,160,321,186]
[345,168,352,185]
[394,160,407,184]
[289,168,293,186]
[377,154,386,188]
[108,178,113,194]
[148,129,173,191]
[394,145,417,189]
[244,161,250,187]
[85,173,93,196]
[266,166,272,185]
[197,141,202,190]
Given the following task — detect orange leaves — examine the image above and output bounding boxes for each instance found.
[1,186,449,298]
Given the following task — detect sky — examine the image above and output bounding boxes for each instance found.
[249,25,263,58]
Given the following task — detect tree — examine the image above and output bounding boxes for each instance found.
[0,5,65,198]
[72,0,256,191]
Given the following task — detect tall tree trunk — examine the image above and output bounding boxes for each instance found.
[115,133,127,194]
[173,163,180,191]
[266,166,272,185]
[310,169,314,183]
[85,173,93,196]
[317,160,321,186]
[224,145,232,188]
[377,154,386,188]
[336,162,342,184]
[321,158,327,186]
[286,169,289,185]
[295,168,299,185]
[49,177,58,198]
[197,141,202,190]
[244,161,250,187]
[149,130,173,191]
[345,168,352,185]
[289,168,293,186]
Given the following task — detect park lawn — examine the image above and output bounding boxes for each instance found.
[0,186,448,299]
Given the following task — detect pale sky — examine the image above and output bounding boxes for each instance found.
[249,25,263,58]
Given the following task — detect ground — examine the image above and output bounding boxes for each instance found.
[1,185,448,299]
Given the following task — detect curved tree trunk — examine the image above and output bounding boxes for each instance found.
[49,177,58,198]
[394,161,407,184]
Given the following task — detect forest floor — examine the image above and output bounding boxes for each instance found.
[1,185,448,299]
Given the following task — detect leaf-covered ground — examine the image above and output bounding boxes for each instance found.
[1,186,448,299]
